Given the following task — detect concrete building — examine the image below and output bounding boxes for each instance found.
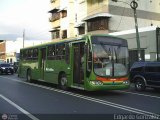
[0,39,51,63]
[0,41,6,62]
[110,26,160,65]
[49,0,75,41]
[49,0,160,40]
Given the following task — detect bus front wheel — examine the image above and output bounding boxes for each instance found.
[59,74,68,90]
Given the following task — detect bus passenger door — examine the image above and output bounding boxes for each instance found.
[40,48,46,80]
[72,42,85,85]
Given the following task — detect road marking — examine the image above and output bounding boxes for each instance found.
[116,90,160,99]
[0,76,160,119]
[0,94,39,120]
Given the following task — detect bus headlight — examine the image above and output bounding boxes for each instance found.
[90,80,103,85]
[123,80,129,84]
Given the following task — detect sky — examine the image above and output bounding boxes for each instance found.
[0,0,51,40]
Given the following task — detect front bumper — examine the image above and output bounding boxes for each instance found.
[1,69,14,74]
[86,81,130,91]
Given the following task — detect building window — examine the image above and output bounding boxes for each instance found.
[51,31,60,39]
[129,50,145,67]
[50,0,56,3]
[62,30,67,39]
[62,10,67,18]
[87,17,108,32]
[91,0,97,5]
[10,58,12,63]
[78,27,85,35]
[98,0,103,4]
[7,59,9,63]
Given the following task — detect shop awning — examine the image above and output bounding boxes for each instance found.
[74,22,85,28]
[48,7,60,13]
[49,28,60,32]
[83,13,113,21]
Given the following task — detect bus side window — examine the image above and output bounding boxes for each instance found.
[33,48,38,59]
[47,45,56,60]
[65,43,70,64]
[30,49,33,59]
[20,50,23,60]
[56,43,65,60]
[25,50,28,60]
[27,49,33,60]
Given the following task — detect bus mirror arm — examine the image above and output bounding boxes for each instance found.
[84,44,88,52]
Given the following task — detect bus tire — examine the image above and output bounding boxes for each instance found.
[135,78,146,91]
[26,70,32,83]
[59,73,68,90]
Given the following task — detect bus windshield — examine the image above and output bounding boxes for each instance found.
[92,36,129,77]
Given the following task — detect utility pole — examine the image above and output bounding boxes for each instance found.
[130,0,142,61]
[112,0,142,61]
[23,29,25,48]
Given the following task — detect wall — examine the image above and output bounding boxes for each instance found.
[109,0,160,32]
[110,26,158,61]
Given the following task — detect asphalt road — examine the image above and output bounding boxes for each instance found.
[0,74,160,120]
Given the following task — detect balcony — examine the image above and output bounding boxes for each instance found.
[50,0,60,8]
[50,20,60,28]
[49,12,60,22]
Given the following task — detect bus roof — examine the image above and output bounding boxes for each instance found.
[20,36,85,50]
[20,34,126,50]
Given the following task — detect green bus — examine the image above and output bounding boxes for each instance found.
[18,34,130,91]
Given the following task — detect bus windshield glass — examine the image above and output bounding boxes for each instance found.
[91,36,129,77]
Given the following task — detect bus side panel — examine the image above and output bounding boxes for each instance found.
[30,61,41,80]
[44,60,71,84]
[44,60,58,84]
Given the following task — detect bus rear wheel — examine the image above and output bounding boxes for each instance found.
[59,74,68,90]
[26,70,32,82]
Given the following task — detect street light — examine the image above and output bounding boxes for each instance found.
[112,0,142,61]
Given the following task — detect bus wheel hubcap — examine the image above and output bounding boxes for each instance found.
[136,81,144,90]
[61,77,67,86]
[28,75,30,80]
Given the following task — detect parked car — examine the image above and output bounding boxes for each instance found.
[14,62,19,73]
[0,63,14,75]
[10,62,19,73]
[130,61,160,91]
